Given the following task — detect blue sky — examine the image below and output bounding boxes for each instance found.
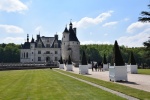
[0,0,150,47]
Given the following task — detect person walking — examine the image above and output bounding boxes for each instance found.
[92,61,94,71]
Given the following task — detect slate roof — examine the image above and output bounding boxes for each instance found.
[21,35,61,49]
[69,25,79,42]
[21,42,30,49]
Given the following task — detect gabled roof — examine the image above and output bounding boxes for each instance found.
[35,36,45,48]
[51,38,61,48]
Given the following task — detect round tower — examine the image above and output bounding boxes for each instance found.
[61,26,70,61]
[61,22,80,66]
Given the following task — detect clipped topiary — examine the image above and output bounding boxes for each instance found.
[111,40,125,66]
[103,54,107,64]
[128,51,136,65]
[59,56,63,64]
[81,51,87,65]
[88,58,91,64]
[68,55,72,64]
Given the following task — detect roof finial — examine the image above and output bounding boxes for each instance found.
[39,31,40,35]
[27,34,29,42]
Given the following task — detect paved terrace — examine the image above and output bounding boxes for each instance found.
[67,67,150,92]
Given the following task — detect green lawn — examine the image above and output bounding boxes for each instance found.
[55,69,150,100]
[138,69,150,75]
[0,69,125,100]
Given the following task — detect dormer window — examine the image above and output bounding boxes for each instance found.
[38,44,42,48]
[46,44,50,48]
[54,43,58,48]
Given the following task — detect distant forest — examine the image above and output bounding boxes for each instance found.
[0,43,149,68]
[80,44,149,68]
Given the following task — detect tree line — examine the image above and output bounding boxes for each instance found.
[80,44,150,68]
[0,42,149,68]
[0,43,20,63]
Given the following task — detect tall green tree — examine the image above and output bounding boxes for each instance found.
[111,40,124,66]
[139,4,150,22]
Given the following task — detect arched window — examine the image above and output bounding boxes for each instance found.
[24,52,25,58]
[26,52,28,58]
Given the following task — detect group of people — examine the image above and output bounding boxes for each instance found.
[91,61,104,72]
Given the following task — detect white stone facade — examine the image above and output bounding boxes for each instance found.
[20,22,80,64]
[20,34,61,64]
[61,22,80,64]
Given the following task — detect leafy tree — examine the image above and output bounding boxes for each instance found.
[81,50,87,65]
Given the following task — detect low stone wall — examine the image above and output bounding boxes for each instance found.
[0,63,58,71]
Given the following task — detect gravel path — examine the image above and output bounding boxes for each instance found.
[54,69,139,100]
[72,67,150,92]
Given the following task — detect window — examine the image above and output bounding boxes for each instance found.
[32,52,33,54]
[24,52,25,58]
[64,36,65,38]
[26,52,28,58]
[38,57,41,61]
[55,57,57,61]
[38,51,41,54]
[32,59,33,61]
[38,44,42,48]
[54,44,58,48]
[46,44,50,48]
[47,39,49,42]
[55,51,57,54]
[46,51,50,54]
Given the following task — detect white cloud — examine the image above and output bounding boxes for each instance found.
[127,22,150,33]
[80,40,111,45]
[1,37,25,44]
[102,21,118,27]
[104,33,108,36]
[118,28,150,47]
[73,10,114,28]
[0,0,28,12]
[0,24,24,33]
[124,18,129,21]
[35,26,42,32]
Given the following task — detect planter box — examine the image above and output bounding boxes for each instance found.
[79,65,89,74]
[59,64,64,69]
[103,64,108,71]
[88,64,92,69]
[127,65,137,74]
[65,64,73,71]
[109,66,128,82]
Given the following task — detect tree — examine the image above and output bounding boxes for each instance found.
[138,4,150,22]
[68,55,72,64]
[128,51,136,65]
[59,56,63,64]
[111,40,125,66]
[88,58,91,64]
[81,50,87,65]
[103,54,107,64]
